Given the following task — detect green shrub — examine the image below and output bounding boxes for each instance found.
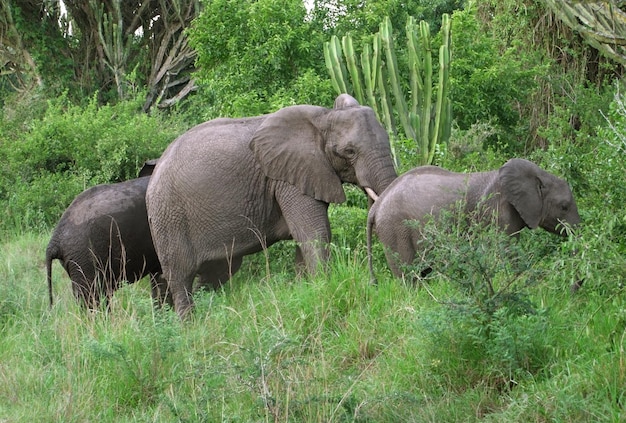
[408,207,554,391]
[4,172,86,233]
[450,4,545,153]
[527,86,626,296]
[436,121,509,172]
[0,92,187,232]
[6,93,178,183]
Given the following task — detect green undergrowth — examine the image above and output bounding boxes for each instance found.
[1,218,624,422]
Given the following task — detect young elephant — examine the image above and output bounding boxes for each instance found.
[45,160,169,309]
[367,158,581,280]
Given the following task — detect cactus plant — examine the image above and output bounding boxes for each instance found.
[323,36,349,95]
[324,14,451,167]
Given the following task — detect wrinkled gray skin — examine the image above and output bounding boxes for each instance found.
[367,158,581,281]
[147,94,397,318]
[46,160,170,309]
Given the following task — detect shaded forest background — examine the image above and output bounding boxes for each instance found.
[0,0,625,231]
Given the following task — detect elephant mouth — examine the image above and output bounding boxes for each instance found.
[364,187,379,202]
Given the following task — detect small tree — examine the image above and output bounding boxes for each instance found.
[0,0,45,92]
[542,0,626,67]
[1,0,200,109]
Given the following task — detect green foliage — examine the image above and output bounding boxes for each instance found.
[189,0,331,117]
[329,202,368,250]
[450,4,546,153]
[272,69,336,108]
[188,0,465,118]
[594,89,626,215]
[421,303,550,390]
[412,209,540,312]
[3,172,85,233]
[404,207,555,390]
[527,85,626,268]
[529,86,626,299]
[437,121,508,172]
[315,0,463,38]
[0,92,186,232]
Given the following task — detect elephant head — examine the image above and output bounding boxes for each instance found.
[499,158,580,235]
[250,94,396,203]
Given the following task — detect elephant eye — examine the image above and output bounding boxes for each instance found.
[343,147,356,157]
[561,204,569,212]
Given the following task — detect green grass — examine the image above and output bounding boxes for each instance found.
[0,227,624,422]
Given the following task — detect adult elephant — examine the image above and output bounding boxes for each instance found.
[46,160,169,309]
[367,158,581,281]
[146,94,397,318]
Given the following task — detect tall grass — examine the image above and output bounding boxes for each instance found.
[1,212,624,422]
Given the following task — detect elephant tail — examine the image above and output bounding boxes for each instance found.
[366,208,378,285]
[45,242,59,308]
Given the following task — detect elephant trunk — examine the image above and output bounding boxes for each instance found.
[358,152,397,201]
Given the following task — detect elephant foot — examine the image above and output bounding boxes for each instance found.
[570,279,584,294]
[175,300,194,320]
[172,289,194,320]
[150,274,173,308]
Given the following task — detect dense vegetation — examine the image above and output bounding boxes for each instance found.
[1,0,625,420]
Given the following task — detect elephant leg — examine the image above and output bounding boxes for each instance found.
[382,231,418,280]
[68,262,101,309]
[294,245,306,275]
[71,279,97,309]
[195,257,243,292]
[154,231,198,318]
[276,187,331,274]
[158,260,195,318]
[150,273,173,308]
[168,272,195,319]
[383,248,404,279]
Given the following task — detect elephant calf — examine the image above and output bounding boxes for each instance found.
[367,158,581,280]
[45,161,168,309]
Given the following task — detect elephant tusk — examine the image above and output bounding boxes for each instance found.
[364,187,379,202]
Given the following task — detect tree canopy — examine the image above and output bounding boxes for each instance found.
[0,0,624,143]
[0,0,200,110]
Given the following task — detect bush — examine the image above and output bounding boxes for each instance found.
[450,4,545,153]
[534,87,626,297]
[0,93,187,232]
[408,207,554,391]
[329,202,368,251]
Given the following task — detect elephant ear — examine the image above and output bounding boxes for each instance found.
[250,105,346,204]
[499,159,544,229]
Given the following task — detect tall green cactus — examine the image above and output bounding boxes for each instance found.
[323,36,349,94]
[432,13,451,165]
[324,14,451,166]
